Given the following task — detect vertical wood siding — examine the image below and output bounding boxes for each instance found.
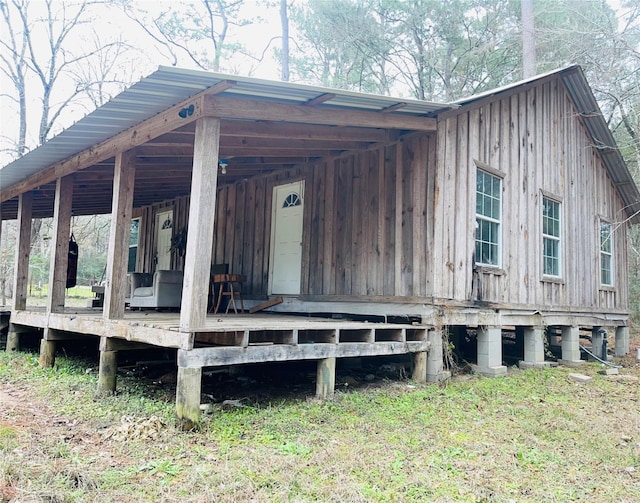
[138,135,437,299]
[433,78,629,311]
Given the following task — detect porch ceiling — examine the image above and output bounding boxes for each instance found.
[0,67,452,220]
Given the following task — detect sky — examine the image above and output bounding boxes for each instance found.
[0,0,288,166]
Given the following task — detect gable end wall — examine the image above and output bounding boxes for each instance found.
[433,77,629,313]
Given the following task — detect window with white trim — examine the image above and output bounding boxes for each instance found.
[600,220,613,286]
[542,197,561,277]
[475,169,502,266]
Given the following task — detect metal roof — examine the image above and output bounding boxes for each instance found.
[0,66,451,192]
[455,65,640,224]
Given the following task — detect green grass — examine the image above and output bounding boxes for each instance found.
[1,349,639,502]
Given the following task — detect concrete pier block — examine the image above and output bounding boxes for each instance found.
[615,326,629,357]
[559,326,583,366]
[518,326,554,369]
[475,326,507,377]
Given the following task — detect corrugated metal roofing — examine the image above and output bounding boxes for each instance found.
[0,66,451,192]
[1,65,638,224]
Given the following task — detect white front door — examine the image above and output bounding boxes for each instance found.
[269,181,304,295]
[155,210,173,270]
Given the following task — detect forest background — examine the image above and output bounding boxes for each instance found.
[1,0,639,317]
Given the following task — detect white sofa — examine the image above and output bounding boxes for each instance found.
[129,270,183,309]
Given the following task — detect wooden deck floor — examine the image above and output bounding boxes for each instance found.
[7,308,431,365]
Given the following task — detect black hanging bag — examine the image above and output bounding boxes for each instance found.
[67,234,78,289]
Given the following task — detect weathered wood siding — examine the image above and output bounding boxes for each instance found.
[433,77,629,311]
[136,136,437,300]
[212,135,437,299]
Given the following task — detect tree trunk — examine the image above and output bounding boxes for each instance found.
[521,0,536,78]
[280,0,289,81]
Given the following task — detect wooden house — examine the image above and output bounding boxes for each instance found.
[1,65,637,425]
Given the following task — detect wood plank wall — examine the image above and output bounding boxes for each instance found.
[433,77,629,311]
[214,135,436,298]
[136,135,437,300]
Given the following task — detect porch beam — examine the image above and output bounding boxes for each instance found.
[204,95,438,131]
[177,341,430,368]
[104,151,136,320]
[12,192,32,311]
[180,117,220,331]
[47,176,74,313]
[0,94,206,204]
[148,117,395,143]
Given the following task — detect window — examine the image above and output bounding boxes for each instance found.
[282,192,301,208]
[542,197,561,277]
[128,218,140,273]
[600,221,613,286]
[475,169,502,266]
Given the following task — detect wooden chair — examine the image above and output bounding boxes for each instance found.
[212,273,246,314]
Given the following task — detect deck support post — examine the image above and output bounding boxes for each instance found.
[39,336,56,368]
[412,351,427,383]
[96,346,118,396]
[615,326,629,357]
[475,326,507,376]
[560,326,583,365]
[519,326,550,369]
[176,367,202,430]
[5,325,40,353]
[316,357,336,398]
[426,328,445,382]
[5,330,19,352]
[180,117,220,331]
[47,176,73,313]
[12,192,33,311]
[104,151,135,321]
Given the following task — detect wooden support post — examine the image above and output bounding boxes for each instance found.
[104,151,135,321]
[12,192,33,311]
[180,117,220,331]
[5,324,41,353]
[176,367,202,430]
[47,177,73,313]
[96,344,118,396]
[39,337,56,368]
[560,326,583,365]
[412,351,427,383]
[426,328,445,382]
[5,330,19,352]
[316,357,336,398]
[615,326,629,357]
